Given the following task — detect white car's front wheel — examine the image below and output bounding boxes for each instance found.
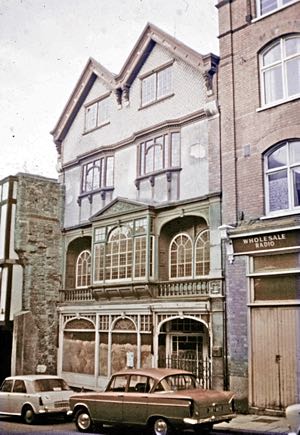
[22,406,36,424]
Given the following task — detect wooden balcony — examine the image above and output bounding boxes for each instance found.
[59,279,223,303]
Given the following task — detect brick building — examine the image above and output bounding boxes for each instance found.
[217,0,300,412]
[0,173,63,382]
[51,23,225,391]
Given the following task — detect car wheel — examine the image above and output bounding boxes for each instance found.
[22,406,36,424]
[150,417,173,435]
[75,408,94,433]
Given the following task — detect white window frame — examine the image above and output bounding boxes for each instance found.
[256,0,298,17]
[169,233,193,280]
[84,95,110,132]
[195,229,210,277]
[260,35,300,107]
[141,65,173,107]
[264,140,300,215]
[76,250,91,288]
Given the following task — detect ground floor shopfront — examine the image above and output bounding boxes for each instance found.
[226,224,300,412]
[57,295,225,391]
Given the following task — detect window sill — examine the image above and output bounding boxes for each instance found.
[257,94,300,112]
[252,0,299,22]
[78,187,114,205]
[83,121,110,135]
[260,209,300,220]
[139,93,174,110]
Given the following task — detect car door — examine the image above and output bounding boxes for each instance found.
[0,379,13,414]
[11,380,28,415]
[122,375,153,425]
[91,374,126,424]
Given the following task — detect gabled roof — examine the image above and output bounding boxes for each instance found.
[90,197,154,222]
[51,22,219,153]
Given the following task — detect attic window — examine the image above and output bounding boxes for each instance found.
[84,95,110,132]
[141,65,173,107]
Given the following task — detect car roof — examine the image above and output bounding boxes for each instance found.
[3,375,64,382]
[111,368,193,381]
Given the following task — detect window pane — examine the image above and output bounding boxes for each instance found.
[292,167,300,206]
[285,36,300,57]
[171,133,180,167]
[268,144,287,169]
[286,57,300,97]
[98,98,110,125]
[263,66,283,103]
[85,104,97,131]
[254,275,300,300]
[153,144,163,171]
[289,141,300,164]
[145,145,154,173]
[253,253,300,272]
[268,170,288,211]
[260,0,278,15]
[106,156,114,186]
[157,67,172,98]
[142,75,156,105]
[263,41,281,66]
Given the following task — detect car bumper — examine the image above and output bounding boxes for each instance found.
[38,407,71,415]
[184,413,236,426]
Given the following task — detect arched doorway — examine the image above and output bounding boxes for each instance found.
[158,317,211,388]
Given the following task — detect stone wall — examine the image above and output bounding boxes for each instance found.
[13,173,63,375]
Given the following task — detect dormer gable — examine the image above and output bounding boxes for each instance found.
[51,57,115,152]
[51,23,219,154]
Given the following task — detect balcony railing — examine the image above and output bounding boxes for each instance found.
[59,279,222,303]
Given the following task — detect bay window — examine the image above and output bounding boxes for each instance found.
[93,218,154,282]
[138,131,180,176]
[81,156,114,194]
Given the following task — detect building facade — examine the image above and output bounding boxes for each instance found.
[51,23,226,391]
[217,0,300,412]
[0,173,63,383]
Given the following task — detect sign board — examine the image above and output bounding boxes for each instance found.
[232,230,300,254]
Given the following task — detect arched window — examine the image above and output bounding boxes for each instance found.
[106,226,133,280]
[260,35,300,105]
[169,233,193,278]
[76,250,91,288]
[265,140,300,213]
[195,229,210,276]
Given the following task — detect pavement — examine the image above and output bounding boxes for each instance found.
[213,414,290,434]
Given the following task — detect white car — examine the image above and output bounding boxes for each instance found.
[0,374,74,424]
[286,404,300,435]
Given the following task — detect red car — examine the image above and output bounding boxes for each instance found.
[70,368,235,434]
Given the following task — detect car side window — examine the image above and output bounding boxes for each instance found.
[13,380,27,393]
[128,375,154,393]
[0,380,13,392]
[107,375,128,392]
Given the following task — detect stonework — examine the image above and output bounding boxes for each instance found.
[13,174,63,375]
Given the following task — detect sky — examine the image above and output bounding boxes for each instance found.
[0,0,219,180]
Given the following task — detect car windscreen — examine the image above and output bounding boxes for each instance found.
[33,378,71,392]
